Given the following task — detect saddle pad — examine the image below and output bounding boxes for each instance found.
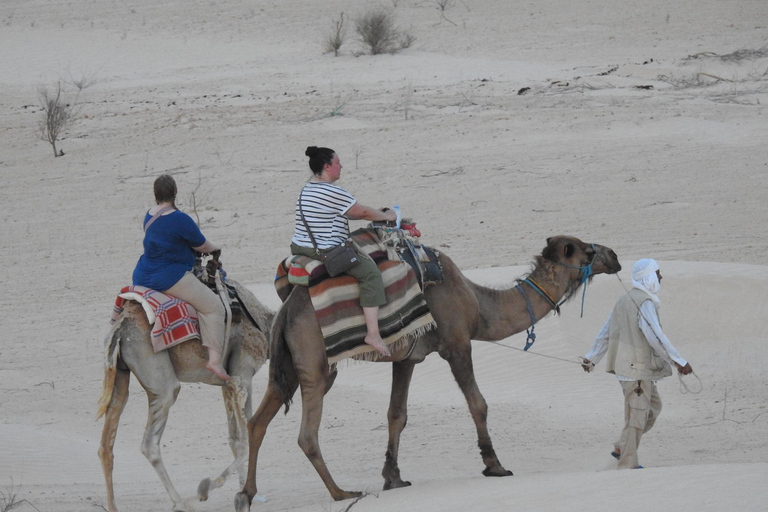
[111,285,200,353]
[274,258,434,363]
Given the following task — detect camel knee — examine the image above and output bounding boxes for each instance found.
[98,445,113,470]
[140,437,163,464]
[297,435,320,459]
[387,409,407,430]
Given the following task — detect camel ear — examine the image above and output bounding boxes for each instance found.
[563,243,575,258]
[546,237,553,246]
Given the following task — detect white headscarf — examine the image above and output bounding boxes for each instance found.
[631,258,661,306]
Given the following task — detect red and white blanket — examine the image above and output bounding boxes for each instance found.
[111,285,200,353]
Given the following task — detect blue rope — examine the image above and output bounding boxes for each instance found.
[521,278,559,312]
[515,284,537,351]
[577,262,593,317]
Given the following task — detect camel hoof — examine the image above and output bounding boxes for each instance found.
[383,479,412,490]
[197,478,211,501]
[234,492,252,512]
[482,467,513,477]
[333,491,363,501]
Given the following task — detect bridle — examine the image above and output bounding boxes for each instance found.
[515,244,597,351]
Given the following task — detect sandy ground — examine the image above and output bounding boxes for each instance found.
[1,1,767,511]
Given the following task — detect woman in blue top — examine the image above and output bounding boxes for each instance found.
[133,175,230,381]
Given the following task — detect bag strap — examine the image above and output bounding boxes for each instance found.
[297,186,321,254]
[143,206,174,232]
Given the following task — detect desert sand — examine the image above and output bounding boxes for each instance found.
[1,1,767,511]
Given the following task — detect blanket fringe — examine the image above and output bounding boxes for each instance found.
[351,321,436,363]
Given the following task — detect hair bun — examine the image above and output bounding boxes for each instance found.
[305,146,319,157]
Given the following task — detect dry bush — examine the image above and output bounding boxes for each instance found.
[37,81,82,157]
[324,12,347,56]
[356,7,410,55]
[0,480,38,512]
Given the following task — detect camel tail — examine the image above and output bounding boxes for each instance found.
[96,317,124,420]
[269,304,294,414]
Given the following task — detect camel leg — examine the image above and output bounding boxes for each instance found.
[234,379,291,512]
[98,368,131,512]
[297,374,362,501]
[382,361,416,490]
[442,346,513,477]
[198,377,250,501]
[130,356,186,512]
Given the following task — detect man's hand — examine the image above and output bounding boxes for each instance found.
[676,362,693,375]
[581,358,595,373]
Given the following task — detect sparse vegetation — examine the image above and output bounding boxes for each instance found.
[684,46,768,63]
[355,7,414,55]
[433,0,457,25]
[37,81,83,157]
[188,172,217,226]
[324,12,347,56]
[0,480,38,512]
[402,80,414,119]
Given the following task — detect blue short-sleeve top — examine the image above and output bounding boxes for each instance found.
[132,210,206,291]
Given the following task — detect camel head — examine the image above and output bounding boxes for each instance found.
[541,235,621,277]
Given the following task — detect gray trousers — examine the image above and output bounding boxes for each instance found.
[616,379,662,469]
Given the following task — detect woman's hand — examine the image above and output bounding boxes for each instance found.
[193,240,220,256]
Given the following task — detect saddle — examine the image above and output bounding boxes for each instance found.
[111,257,260,353]
[274,225,438,362]
[373,221,443,289]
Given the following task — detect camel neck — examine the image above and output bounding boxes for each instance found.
[469,264,576,342]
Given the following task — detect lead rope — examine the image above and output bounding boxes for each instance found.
[614,274,702,395]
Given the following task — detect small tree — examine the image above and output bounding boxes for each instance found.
[37,81,80,157]
[356,7,399,55]
[324,12,347,56]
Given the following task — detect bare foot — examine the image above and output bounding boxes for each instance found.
[364,333,391,357]
[206,362,231,381]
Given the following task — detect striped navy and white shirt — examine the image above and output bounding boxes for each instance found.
[292,181,357,250]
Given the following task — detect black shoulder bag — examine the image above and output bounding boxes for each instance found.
[298,188,360,277]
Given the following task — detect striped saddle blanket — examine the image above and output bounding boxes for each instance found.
[111,285,200,353]
[274,228,435,363]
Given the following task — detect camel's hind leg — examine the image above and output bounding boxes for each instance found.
[197,377,250,501]
[98,368,131,512]
[442,345,513,477]
[234,379,292,512]
[382,360,416,490]
[296,372,362,501]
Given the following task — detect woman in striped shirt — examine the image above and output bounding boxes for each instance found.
[291,146,397,356]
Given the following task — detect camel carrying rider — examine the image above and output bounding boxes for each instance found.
[290,146,397,357]
[132,174,230,381]
[581,258,693,469]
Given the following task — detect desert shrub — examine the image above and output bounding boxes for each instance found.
[399,28,416,49]
[324,12,347,56]
[355,7,401,55]
[37,81,83,157]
